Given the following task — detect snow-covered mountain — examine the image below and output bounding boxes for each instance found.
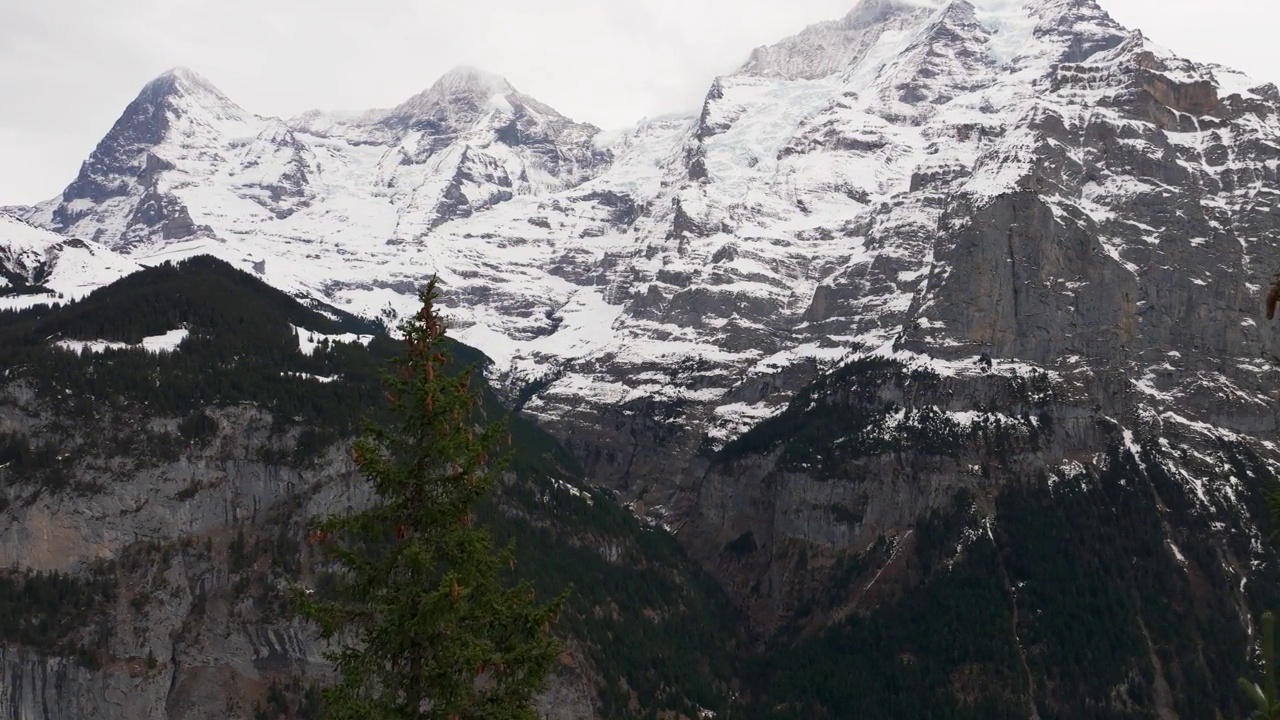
[16,0,1280,512]
[9,0,1280,714]
[27,64,608,252]
[0,213,141,310]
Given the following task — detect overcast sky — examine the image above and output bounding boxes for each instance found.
[1,0,1275,205]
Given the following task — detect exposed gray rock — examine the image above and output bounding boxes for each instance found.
[0,399,599,720]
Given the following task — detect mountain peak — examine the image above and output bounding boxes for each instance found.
[128,66,251,129]
[740,0,937,80]
[840,0,939,29]
[432,65,515,96]
[156,65,201,83]
[140,66,237,107]
[738,0,1126,80]
[381,65,519,127]
[48,66,251,235]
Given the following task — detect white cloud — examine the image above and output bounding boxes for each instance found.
[0,0,1276,205]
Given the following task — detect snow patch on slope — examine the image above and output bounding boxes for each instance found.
[292,325,374,355]
[56,328,189,355]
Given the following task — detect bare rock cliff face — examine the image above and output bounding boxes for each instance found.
[0,394,651,720]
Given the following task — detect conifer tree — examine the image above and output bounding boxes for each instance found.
[297,278,564,719]
[1241,473,1280,718]
[1240,612,1280,719]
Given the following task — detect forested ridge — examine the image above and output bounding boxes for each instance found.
[0,256,741,719]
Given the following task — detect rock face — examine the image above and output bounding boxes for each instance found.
[0,402,597,720]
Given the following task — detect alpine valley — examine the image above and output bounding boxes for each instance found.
[3,0,1280,716]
